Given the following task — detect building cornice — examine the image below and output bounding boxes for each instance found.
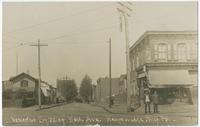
[130,30,197,52]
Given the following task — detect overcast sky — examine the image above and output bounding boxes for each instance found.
[2,2,197,87]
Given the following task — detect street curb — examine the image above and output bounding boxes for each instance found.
[35,102,67,111]
[91,104,127,114]
[91,104,197,117]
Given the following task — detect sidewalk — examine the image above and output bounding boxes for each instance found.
[3,102,67,111]
[96,101,197,117]
[35,102,67,111]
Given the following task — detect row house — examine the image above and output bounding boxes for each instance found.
[41,81,57,104]
[129,31,197,104]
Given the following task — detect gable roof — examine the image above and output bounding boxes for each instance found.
[41,81,56,89]
[9,72,38,83]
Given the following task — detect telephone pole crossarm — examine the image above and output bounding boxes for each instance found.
[118,2,133,11]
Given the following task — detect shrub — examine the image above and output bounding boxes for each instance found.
[3,89,13,99]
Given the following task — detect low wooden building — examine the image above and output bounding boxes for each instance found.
[41,81,57,104]
[2,72,56,107]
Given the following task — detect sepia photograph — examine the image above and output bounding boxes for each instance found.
[2,1,198,126]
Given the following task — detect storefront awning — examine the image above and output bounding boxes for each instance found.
[147,70,193,88]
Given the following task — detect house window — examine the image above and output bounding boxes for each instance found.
[158,43,167,60]
[177,43,186,62]
[154,43,167,61]
[145,46,151,61]
[186,42,197,61]
[136,55,139,68]
[20,80,28,87]
[191,43,197,60]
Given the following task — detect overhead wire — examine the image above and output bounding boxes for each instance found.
[3,23,118,51]
[5,13,150,50]
[5,1,172,47]
[4,15,166,49]
[43,23,118,43]
[48,41,108,46]
[4,43,25,51]
[3,3,116,49]
[4,3,115,35]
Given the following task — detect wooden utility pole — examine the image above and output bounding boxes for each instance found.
[117,2,133,111]
[16,43,24,75]
[30,39,48,109]
[16,53,18,75]
[99,81,101,103]
[108,37,112,108]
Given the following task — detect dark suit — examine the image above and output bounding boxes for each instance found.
[151,93,159,113]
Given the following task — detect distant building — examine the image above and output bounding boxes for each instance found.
[41,81,57,104]
[56,78,76,101]
[96,77,126,104]
[129,31,197,104]
[57,79,68,98]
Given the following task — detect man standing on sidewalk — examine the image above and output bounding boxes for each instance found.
[144,89,151,114]
[152,90,159,113]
